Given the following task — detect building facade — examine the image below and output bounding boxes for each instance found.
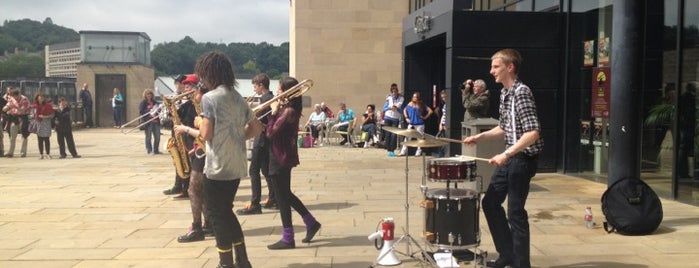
[45,41,80,78]
[77,31,154,127]
[401,0,698,205]
[290,0,408,112]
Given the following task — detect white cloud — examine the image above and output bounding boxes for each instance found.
[0,0,290,46]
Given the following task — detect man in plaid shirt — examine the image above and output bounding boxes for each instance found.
[463,49,543,268]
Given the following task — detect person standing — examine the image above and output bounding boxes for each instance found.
[461,78,490,121]
[2,87,30,157]
[238,73,277,215]
[173,82,211,242]
[463,49,543,268]
[139,89,161,155]
[266,77,321,250]
[196,51,263,268]
[79,83,93,128]
[112,88,124,128]
[382,83,404,156]
[33,93,55,159]
[398,92,433,156]
[54,97,81,158]
[0,89,7,156]
[435,89,448,157]
[163,74,189,196]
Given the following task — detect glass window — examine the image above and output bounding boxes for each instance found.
[678,0,699,204]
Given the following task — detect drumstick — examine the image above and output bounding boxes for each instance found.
[460,155,491,162]
[436,137,465,143]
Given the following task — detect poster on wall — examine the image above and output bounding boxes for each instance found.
[584,40,595,67]
[591,67,610,118]
[598,37,610,66]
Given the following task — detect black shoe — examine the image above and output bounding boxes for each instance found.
[173,192,189,200]
[267,240,295,250]
[72,155,81,158]
[263,199,278,209]
[302,222,321,243]
[162,186,182,195]
[203,223,214,237]
[216,264,237,268]
[339,140,347,145]
[236,204,262,215]
[59,155,67,159]
[486,257,513,268]
[177,229,205,243]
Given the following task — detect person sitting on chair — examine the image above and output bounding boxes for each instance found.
[361,104,378,148]
[303,104,326,146]
[334,103,355,145]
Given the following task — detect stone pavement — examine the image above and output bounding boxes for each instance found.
[1,128,698,268]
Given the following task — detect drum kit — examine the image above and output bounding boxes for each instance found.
[371,127,488,268]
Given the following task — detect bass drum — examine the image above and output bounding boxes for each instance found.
[421,188,480,248]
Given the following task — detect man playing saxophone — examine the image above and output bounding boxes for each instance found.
[165,75,197,200]
[173,75,213,242]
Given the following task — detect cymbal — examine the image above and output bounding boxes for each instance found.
[382,126,424,139]
[403,139,447,148]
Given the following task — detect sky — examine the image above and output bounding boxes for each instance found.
[0,0,290,46]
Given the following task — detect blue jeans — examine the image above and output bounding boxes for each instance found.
[112,106,123,126]
[144,123,161,153]
[482,153,537,268]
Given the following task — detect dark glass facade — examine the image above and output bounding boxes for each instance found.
[403,0,699,205]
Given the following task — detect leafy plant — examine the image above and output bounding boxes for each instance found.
[644,103,674,128]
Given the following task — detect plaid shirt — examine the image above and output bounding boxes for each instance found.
[498,80,544,156]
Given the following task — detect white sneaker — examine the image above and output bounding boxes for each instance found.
[415,149,422,156]
[363,142,369,148]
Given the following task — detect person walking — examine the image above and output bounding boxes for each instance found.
[266,77,321,250]
[196,51,263,268]
[237,73,277,215]
[463,49,544,268]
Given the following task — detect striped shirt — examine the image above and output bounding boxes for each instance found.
[498,80,544,156]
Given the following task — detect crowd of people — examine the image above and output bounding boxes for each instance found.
[1,86,81,159]
[1,47,542,268]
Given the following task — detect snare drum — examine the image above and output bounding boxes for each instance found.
[428,157,476,182]
[421,188,479,248]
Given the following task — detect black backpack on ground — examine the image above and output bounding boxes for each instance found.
[600,177,663,235]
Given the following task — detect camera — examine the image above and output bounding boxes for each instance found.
[459,81,474,90]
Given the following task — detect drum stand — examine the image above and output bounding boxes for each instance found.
[372,152,437,268]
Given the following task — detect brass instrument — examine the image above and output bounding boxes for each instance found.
[120,104,164,134]
[162,89,195,178]
[190,90,206,159]
[252,79,313,118]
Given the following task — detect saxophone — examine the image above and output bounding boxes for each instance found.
[163,93,192,178]
[191,91,206,159]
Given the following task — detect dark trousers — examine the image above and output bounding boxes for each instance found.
[56,130,78,156]
[270,167,310,228]
[205,178,245,249]
[37,136,50,155]
[383,119,399,151]
[249,136,274,205]
[84,106,93,127]
[482,153,537,268]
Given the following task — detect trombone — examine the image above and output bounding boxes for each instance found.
[119,104,164,134]
[120,89,196,134]
[252,79,313,119]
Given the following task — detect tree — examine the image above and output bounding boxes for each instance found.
[0,54,45,77]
